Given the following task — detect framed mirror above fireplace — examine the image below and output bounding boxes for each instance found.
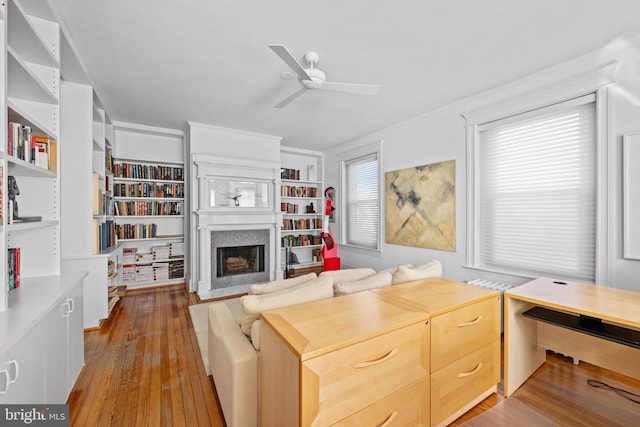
[208,179,270,209]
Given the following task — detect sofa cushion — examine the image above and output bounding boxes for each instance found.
[378,264,414,275]
[334,271,393,296]
[319,268,376,286]
[240,275,334,336]
[248,272,317,295]
[392,260,442,284]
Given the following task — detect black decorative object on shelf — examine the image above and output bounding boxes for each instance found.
[8,175,42,223]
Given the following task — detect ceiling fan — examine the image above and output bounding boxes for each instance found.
[268,44,380,108]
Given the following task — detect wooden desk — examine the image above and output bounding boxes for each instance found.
[504,277,640,397]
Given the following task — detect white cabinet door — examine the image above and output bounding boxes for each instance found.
[44,299,70,403]
[67,283,85,394]
[0,324,46,404]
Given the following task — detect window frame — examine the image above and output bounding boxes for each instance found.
[464,62,616,285]
[337,140,383,253]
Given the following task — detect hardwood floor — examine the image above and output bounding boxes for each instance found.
[68,286,640,426]
[67,285,226,427]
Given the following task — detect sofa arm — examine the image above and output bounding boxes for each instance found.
[208,302,258,427]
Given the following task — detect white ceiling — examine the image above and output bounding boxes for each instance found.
[52,0,640,151]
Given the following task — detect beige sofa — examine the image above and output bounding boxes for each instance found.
[207,261,442,427]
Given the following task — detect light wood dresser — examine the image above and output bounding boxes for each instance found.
[259,277,500,427]
[374,278,501,426]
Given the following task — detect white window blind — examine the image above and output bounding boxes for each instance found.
[345,153,379,249]
[477,95,596,281]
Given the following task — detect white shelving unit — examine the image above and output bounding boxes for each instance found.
[1,0,86,404]
[280,147,325,275]
[112,123,186,290]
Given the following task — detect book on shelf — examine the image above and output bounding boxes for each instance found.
[116,223,158,240]
[281,168,300,180]
[93,219,116,253]
[108,294,120,313]
[7,248,21,291]
[113,162,184,181]
[122,247,138,263]
[121,265,137,285]
[169,241,184,257]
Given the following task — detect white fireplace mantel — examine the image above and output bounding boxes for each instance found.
[193,153,283,299]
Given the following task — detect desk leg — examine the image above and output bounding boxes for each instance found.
[504,296,545,397]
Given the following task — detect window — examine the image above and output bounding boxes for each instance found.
[472,94,597,282]
[340,145,381,250]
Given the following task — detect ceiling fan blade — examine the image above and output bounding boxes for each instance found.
[275,88,307,108]
[269,45,311,81]
[321,82,380,96]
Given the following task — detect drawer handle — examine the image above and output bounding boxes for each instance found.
[0,369,9,395]
[458,362,483,378]
[354,349,398,369]
[457,315,482,327]
[378,410,398,427]
[8,360,19,384]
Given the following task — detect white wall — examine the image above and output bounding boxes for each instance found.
[325,35,640,292]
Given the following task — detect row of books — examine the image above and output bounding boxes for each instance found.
[281,234,323,247]
[281,168,300,180]
[121,259,184,285]
[114,162,184,181]
[116,223,157,240]
[282,218,323,230]
[281,185,318,198]
[113,182,185,198]
[7,247,21,291]
[281,203,299,214]
[7,122,53,169]
[114,200,183,216]
[122,243,184,264]
[105,147,114,173]
[94,220,116,253]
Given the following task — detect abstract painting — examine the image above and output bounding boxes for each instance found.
[385,160,455,250]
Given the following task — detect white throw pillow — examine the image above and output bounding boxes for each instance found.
[240,275,334,336]
[392,260,442,284]
[378,264,414,275]
[248,272,317,295]
[333,271,393,296]
[319,268,376,286]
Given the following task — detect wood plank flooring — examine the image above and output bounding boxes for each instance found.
[68,286,640,426]
[67,285,225,427]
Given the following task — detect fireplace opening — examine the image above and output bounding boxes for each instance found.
[216,244,265,277]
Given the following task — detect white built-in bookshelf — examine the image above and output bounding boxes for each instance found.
[280,147,324,275]
[112,122,186,290]
[1,0,86,404]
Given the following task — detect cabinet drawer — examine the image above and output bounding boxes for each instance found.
[301,321,429,426]
[431,296,499,370]
[334,377,429,427]
[431,341,500,426]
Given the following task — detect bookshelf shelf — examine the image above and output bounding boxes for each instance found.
[112,125,185,291]
[280,147,325,272]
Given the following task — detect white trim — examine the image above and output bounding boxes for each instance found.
[336,139,383,251]
[112,120,185,137]
[464,62,617,284]
[462,61,617,126]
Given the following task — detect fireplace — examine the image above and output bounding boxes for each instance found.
[217,244,265,277]
[211,229,270,289]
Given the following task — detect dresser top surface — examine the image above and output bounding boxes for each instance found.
[261,290,429,360]
[372,277,499,317]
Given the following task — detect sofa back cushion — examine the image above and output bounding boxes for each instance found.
[333,271,393,296]
[240,275,334,336]
[319,268,376,286]
[248,272,317,295]
[391,260,442,284]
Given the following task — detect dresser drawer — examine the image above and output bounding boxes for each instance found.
[334,377,429,427]
[301,321,429,426]
[431,296,499,371]
[431,341,500,426]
